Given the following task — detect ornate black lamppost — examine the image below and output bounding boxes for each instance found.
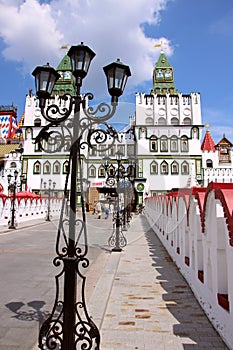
[121,178,132,231]
[104,151,129,251]
[43,179,56,221]
[122,157,136,230]
[7,170,24,229]
[32,42,131,349]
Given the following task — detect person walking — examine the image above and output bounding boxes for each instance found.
[95,201,102,219]
[105,207,109,219]
[93,201,97,215]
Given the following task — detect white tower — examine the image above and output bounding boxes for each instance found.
[134,51,203,199]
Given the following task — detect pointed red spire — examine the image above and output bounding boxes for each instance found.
[201,130,216,152]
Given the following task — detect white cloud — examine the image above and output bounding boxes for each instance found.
[0,0,173,98]
[0,0,63,69]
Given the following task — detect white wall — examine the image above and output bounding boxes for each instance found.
[145,183,233,350]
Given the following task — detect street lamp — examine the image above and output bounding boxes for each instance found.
[32,42,131,350]
[43,179,56,221]
[104,151,128,251]
[123,156,136,228]
[7,170,24,229]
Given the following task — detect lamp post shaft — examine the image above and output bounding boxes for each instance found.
[112,159,122,252]
[63,257,77,348]
[122,181,127,231]
[46,188,51,221]
[62,96,80,349]
[9,183,16,229]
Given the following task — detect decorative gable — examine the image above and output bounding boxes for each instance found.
[215,135,232,163]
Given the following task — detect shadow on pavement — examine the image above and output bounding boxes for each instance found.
[141,215,228,349]
[5,300,51,328]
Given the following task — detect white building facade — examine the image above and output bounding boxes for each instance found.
[134,51,203,200]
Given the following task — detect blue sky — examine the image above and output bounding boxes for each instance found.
[0,0,233,142]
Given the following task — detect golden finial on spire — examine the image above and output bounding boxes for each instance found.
[60,44,71,50]
[154,40,167,52]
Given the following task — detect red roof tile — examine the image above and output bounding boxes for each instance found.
[201,131,216,152]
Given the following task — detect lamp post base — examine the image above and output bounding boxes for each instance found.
[8,225,16,229]
[112,247,122,252]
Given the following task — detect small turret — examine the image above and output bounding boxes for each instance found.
[52,55,76,97]
[151,51,178,94]
[201,130,216,152]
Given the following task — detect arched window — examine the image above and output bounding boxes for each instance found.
[34,142,41,152]
[158,117,166,125]
[181,161,189,175]
[171,161,179,174]
[63,161,69,174]
[25,127,33,140]
[181,136,188,152]
[108,165,115,177]
[145,117,153,125]
[160,136,168,152]
[98,165,105,177]
[150,161,158,175]
[88,165,96,177]
[150,136,158,152]
[33,161,41,174]
[53,161,61,174]
[89,145,97,156]
[43,161,51,174]
[191,127,199,139]
[183,117,191,125]
[54,135,62,151]
[98,145,106,156]
[64,136,71,151]
[170,136,178,152]
[160,161,168,175]
[118,145,125,156]
[171,117,179,125]
[206,159,213,168]
[109,146,115,157]
[43,139,52,152]
[34,118,41,126]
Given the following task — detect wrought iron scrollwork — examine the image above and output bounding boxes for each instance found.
[37,94,120,349]
[108,211,127,248]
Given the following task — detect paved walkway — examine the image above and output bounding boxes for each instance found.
[88,214,229,350]
[0,214,229,349]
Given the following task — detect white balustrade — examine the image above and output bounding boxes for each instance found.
[0,197,62,227]
[145,182,233,350]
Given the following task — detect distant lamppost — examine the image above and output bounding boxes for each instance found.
[32,42,131,349]
[104,150,128,251]
[7,170,24,229]
[43,179,56,221]
[122,156,136,230]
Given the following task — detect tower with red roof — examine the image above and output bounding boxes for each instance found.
[202,130,233,186]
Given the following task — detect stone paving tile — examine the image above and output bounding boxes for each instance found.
[100,215,229,350]
[1,215,230,349]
